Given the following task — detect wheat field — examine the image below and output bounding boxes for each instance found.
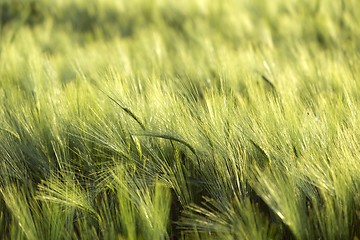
[0,0,359,239]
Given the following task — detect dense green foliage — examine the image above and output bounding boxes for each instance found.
[1,0,360,239]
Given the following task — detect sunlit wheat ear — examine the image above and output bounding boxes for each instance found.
[1,185,39,240]
[180,196,281,239]
[108,165,172,239]
[35,174,97,218]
